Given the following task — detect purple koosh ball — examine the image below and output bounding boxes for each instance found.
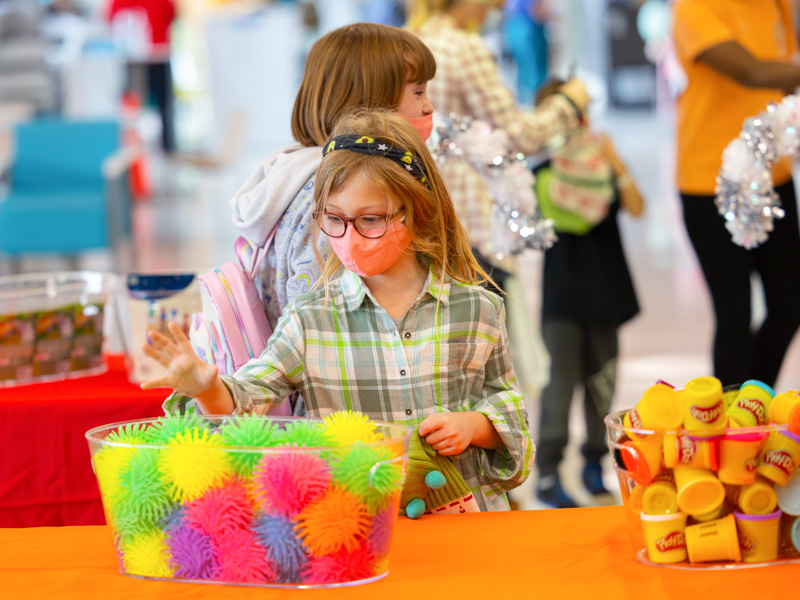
[167,523,216,580]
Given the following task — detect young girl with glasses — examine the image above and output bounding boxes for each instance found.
[143,109,534,512]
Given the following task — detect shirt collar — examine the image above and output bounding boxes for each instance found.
[338,268,451,312]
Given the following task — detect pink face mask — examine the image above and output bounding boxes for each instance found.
[403,113,434,141]
[328,218,412,277]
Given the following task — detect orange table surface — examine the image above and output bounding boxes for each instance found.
[1,507,796,599]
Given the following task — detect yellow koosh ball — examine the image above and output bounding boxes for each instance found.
[322,411,384,446]
[94,445,137,506]
[158,428,232,503]
[121,529,175,578]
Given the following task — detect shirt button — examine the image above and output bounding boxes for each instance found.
[404,332,411,339]
[400,369,406,376]
[405,409,412,415]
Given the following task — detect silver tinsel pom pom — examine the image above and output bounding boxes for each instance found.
[715,95,800,248]
[429,113,556,259]
[715,175,783,249]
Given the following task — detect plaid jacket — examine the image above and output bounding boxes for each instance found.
[164,269,534,511]
[415,15,579,255]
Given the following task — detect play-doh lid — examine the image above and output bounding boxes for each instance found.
[739,380,776,397]
[723,431,768,443]
[733,510,782,522]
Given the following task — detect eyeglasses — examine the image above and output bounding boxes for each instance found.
[317,212,399,239]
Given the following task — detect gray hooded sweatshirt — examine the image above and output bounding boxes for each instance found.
[229,144,329,328]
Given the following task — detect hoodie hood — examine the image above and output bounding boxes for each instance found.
[229,144,322,246]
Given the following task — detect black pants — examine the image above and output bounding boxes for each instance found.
[681,180,800,387]
[536,319,618,478]
[148,61,175,152]
[128,61,176,152]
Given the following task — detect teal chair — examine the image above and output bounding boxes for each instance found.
[0,119,132,256]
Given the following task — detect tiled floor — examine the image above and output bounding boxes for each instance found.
[7,106,800,511]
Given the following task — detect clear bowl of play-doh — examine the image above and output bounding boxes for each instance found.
[86,413,410,588]
[605,378,800,570]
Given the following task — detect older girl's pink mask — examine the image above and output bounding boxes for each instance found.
[403,113,434,141]
[328,219,412,277]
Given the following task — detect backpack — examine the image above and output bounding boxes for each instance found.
[189,227,292,416]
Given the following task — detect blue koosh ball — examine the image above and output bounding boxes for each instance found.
[406,498,426,520]
[424,470,447,490]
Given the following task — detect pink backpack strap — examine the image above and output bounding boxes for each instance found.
[234,224,280,281]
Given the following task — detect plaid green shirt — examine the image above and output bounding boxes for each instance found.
[164,270,534,511]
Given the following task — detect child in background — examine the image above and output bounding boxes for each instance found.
[142,109,534,512]
[533,80,642,509]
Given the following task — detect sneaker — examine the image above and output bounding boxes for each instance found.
[582,462,615,504]
[536,475,578,509]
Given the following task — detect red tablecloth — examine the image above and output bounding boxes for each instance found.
[0,355,167,527]
[1,508,797,599]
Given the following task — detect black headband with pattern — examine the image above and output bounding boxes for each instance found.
[322,134,431,189]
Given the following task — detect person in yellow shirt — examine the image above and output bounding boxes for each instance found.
[673,0,800,387]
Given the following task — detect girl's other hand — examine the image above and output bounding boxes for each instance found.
[418,412,476,456]
[140,321,219,397]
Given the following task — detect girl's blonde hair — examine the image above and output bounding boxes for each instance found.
[312,109,495,294]
[291,23,436,147]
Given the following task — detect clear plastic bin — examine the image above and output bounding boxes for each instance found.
[0,271,117,385]
[606,406,800,570]
[86,415,410,588]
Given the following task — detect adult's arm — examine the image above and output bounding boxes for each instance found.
[673,0,800,92]
[457,32,583,154]
[698,41,800,93]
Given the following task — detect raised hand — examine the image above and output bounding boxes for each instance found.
[140,321,219,398]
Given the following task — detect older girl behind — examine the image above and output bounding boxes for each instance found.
[229,23,436,329]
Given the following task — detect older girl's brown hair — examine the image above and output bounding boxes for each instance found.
[291,23,436,147]
[312,109,495,292]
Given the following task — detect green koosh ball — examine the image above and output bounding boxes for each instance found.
[147,413,207,444]
[106,423,151,445]
[221,415,283,477]
[330,444,404,513]
[280,419,333,448]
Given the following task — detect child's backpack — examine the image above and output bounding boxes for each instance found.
[534,130,616,235]
[189,228,292,416]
